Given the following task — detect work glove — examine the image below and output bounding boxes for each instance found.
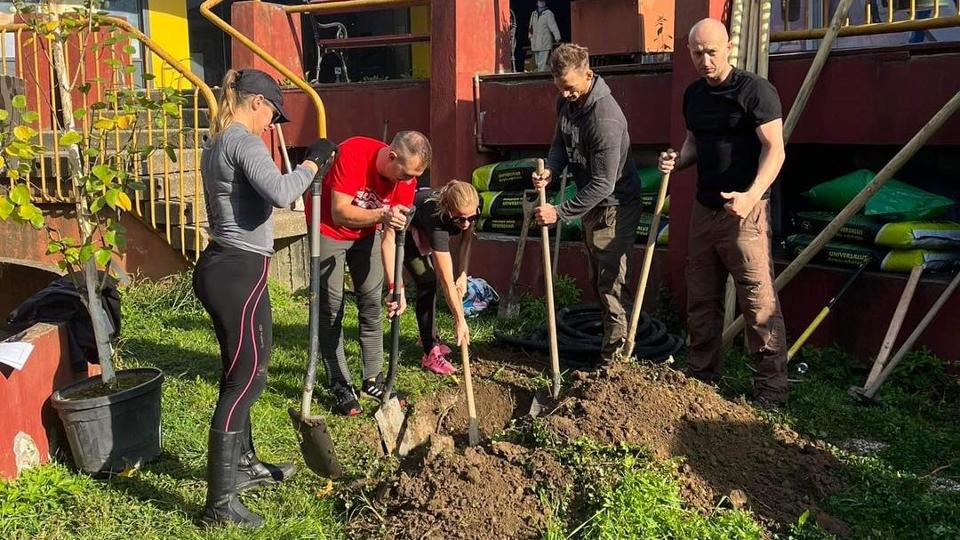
[305,138,338,179]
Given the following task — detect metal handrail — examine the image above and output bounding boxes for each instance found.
[772,1,960,42]
[200,0,328,137]
[284,0,429,15]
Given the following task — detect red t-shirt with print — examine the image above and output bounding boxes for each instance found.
[304,136,417,241]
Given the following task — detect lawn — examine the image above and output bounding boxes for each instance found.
[1,275,959,539]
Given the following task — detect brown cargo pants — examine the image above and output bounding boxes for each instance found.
[686,200,788,400]
[581,203,643,362]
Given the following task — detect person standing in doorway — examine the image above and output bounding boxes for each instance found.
[658,18,788,406]
[304,131,431,416]
[194,68,336,527]
[529,0,561,71]
[533,43,643,364]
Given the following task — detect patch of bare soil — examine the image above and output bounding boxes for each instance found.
[545,364,848,534]
[377,439,568,540]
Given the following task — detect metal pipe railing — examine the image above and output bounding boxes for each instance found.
[772,1,960,42]
[201,0,333,138]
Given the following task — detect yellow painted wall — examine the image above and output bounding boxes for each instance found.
[411,6,430,79]
[146,0,192,88]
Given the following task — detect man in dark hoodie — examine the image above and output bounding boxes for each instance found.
[534,43,643,364]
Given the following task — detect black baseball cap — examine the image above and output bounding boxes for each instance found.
[233,69,290,124]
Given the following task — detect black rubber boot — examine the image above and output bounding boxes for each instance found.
[201,430,263,528]
[236,427,296,492]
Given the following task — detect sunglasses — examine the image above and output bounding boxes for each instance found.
[448,211,480,226]
[262,96,281,124]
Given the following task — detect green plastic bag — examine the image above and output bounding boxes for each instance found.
[471,159,539,192]
[793,211,960,249]
[638,167,663,192]
[636,215,670,246]
[784,234,960,273]
[803,169,955,221]
[480,183,577,218]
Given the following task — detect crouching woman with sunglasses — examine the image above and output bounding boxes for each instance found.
[403,180,480,375]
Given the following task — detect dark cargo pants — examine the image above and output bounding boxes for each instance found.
[686,200,788,400]
[581,203,643,362]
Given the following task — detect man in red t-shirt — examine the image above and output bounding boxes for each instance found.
[307,130,431,416]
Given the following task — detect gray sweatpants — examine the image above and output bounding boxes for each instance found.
[317,232,384,387]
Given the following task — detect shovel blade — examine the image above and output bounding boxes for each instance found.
[528,388,559,418]
[375,397,407,455]
[288,407,343,479]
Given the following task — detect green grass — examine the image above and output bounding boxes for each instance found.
[2,274,959,539]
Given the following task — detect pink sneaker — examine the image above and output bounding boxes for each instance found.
[436,341,452,355]
[421,345,457,375]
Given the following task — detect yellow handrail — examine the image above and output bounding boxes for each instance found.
[200,0,327,137]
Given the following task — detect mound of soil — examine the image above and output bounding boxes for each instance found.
[380,440,568,540]
[545,364,846,532]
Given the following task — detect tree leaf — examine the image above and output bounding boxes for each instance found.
[73,108,87,119]
[13,125,36,141]
[9,184,30,205]
[79,244,94,262]
[123,45,136,55]
[92,164,115,182]
[46,240,61,254]
[11,95,26,110]
[116,191,132,212]
[105,188,120,209]
[162,102,180,117]
[90,196,106,214]
[95,248,113,267]
[0,197,13,220]
[17,202,38,221]
[115,114,135,130]
[22,111,39,123]
[30,212,43,229]
[94,117,115,131]
[60,131,83,146]
[165,145,177,164]
[0,109,9,122]
[0,155,6,169]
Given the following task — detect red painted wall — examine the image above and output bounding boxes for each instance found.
[1,323,100,479]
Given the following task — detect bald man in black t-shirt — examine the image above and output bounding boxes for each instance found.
[659,18,788,406]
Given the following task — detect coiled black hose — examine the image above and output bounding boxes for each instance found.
[495,304,684,370]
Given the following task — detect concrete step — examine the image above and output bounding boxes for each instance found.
[137,197,199,226]
[164,223,209,255]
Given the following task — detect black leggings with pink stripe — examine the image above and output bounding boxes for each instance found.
[193,241,272,432]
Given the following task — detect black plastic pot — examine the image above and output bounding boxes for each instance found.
[51,367,164,474]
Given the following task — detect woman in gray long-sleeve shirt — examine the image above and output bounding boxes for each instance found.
[192,68,333,529]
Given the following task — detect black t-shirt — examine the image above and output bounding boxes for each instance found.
[410,188,463,253]
[683,68,782,209]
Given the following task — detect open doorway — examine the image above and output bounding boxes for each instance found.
[511,0,571,72]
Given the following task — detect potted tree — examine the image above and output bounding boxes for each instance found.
[0,0,188,473]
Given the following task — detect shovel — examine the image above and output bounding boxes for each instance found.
[498,189,539,318]
[618,170,671,361]
[529,159,562,417]
[461,339,480,446]
[289,142,343,479]
[375,206,417,455]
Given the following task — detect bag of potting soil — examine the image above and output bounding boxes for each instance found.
[475,217,581,240]
[793,211,960,249]
[472,159,540,192]
[640,193,671,214]
[803,169,955,221]
[480,182,577,218]
[636,215,670,246]
[638,167,664,192]
[785,234,960,272]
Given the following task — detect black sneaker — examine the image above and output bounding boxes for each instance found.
[361,373,407,407]
[331,382,362,417]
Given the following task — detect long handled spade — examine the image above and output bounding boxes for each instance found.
[375,207,417,455]
[787,257,870,361]
[618,169,671,361]
[529,159,562,417]
[289,141,343,479]
[461,340,480,446]
[499,189,538,318]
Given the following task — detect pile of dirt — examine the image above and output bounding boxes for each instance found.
[544,365,846,532]
[379,438,568,540]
